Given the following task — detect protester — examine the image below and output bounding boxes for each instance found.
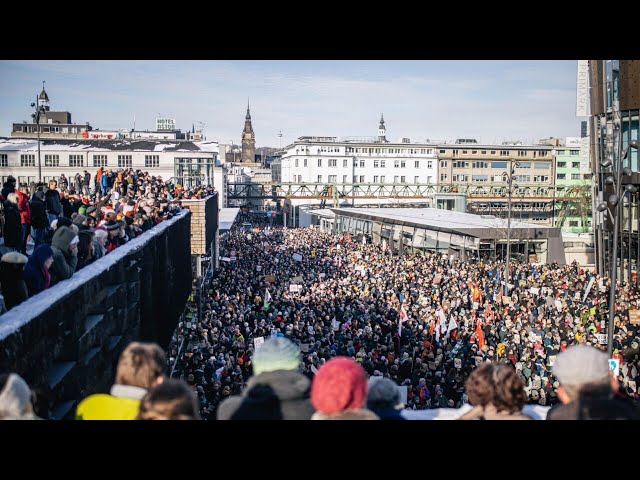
[458,362,531,420]
[29,189,48,250]
[44,180,62,226]
[367,377,405,420]
[310,357,378,420]
[217,337,314,420]
[2,193,21,252]
[0,252,29,310]
[23,244,54,296]
[137,378,201,420]
[547,344,640,420]
[0,373,40,420]
[76,342,166,420]
[49,226,78,286]
[76,230,96,271]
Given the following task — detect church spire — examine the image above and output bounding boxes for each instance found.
[241,99,256,163]
[377,113,387,143]
[38,81,50,111]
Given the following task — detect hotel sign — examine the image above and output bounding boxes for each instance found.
[156,117,176,131]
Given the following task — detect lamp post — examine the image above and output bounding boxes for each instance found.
[31,96,46,182]
[597,136,640,356]
[503,159,520,296]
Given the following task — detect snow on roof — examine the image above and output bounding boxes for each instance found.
[0,137,213,153]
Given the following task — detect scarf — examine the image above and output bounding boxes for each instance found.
[42,265,51,289]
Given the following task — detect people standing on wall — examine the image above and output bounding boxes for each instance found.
[2,193,21,253]
[58,174,68,193]
[28,189,48,250]
[44,180,62,226]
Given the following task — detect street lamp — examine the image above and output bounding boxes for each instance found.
[31,96,47,183]
[502,159,520,296]
[597,136,640,356]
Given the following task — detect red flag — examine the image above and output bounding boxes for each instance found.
[475,319,485,350]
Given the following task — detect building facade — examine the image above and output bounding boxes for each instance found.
[589,60,640,282]
[0,138,223,199]
[554,137,592,233]
[437,141,556,225]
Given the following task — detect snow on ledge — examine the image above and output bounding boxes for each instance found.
[0,209,190,342]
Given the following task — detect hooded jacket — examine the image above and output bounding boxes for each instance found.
[50,226,78,286]
[23,244,54,296]
[217,369,315,420]
[2,199,21,249]
[0,252,29,309]
[15,190,31,224]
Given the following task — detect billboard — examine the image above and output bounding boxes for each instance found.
[576,60,590,117]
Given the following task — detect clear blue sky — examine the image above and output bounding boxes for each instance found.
[0,60,582,147]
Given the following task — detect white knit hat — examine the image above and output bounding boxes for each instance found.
[553,344,610,386]
[0,374,35,420]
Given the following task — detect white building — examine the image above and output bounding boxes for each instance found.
[0,137,224,200]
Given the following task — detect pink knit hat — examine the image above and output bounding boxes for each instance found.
[311,357,368,414]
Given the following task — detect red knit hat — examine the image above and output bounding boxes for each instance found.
[311,357,368,415]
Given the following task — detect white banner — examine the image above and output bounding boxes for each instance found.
[292,253,303,262]
[583,277,595,302]
[576,60,589,117]
[253,336,265,349]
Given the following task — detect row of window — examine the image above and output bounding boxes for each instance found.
[297,175,435,184]
[293,158,435,169]
[14,154,162,168]
[450,174,551,183]
[557,173,584,180]
[345,147,434,155]
[556,150,581,156]
[440,149,550,157]
[448,161,551,170]
[557,162,581,168]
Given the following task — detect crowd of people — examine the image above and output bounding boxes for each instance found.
[167,215,640,419]
[0,170,216,313]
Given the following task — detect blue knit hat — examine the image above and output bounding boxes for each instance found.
[253,337,301,375]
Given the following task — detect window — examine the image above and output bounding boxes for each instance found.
[427,149,433,154]
[93,155,107,167]
[462,150,468,154]
[439,149,446,154]
[328,175,337,182]
[394,175,399,183]
[569,221,579,227]
[572,162,580,168]
[353,176,358,183]
[359,160,365,167]
[427,176,433,184]
[374,175,379,183]
[472,174,488,182]
[318,175,323,183]
[557,173,566,180]
[514,175,530,182]
[400,160,406,168]
[557,162,567,168]
[472,161,489,169]
[420,149,426,154]
[533,175,549,182]
[481,150,487,154]
[415,160,420,168]
[329,159,337,167]
[500,150,509,156]
[400,176,406,183]
[0,154,7,167]
[556,150,566,155]
[453,161,469,168]
[440,173,448,182]
[583,173,593,180]
[517,162,531,168]
[380,160,385,168]
[118,155,132,168]
[518,150,527,157]
[343,175,348,183]
[69,154,84,167]
[353,159,358,167]
[472,150,477,154]
[394,160,400,168]
[452,174,469,182]
[374,160,379,168]
[414,176,419,184]
[427,161,433,169]
[380,176,385,183]
[295,159,299,167]
[534,162,550,169]
[440,161,448,168]
[21,154,35,167]
[343,159,348,167]
[143,155,157,168]
[492,174,505,182]
[359,175,365,183]
[45,154,59,167]
[570,150,580,155]
[304,158,308,167]
[491,150,496,155]
[571,173,581,180]
[318,158,322,167]
[491,161,508,169]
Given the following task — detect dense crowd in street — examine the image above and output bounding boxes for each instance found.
[167,216,640,419]
[0,169,215,313]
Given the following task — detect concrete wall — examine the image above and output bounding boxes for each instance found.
[0,209,192,419]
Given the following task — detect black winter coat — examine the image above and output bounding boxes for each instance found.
[2,201,21,248]
[29,196,48,229]
[0,258,28,309]
[44,189,62,215]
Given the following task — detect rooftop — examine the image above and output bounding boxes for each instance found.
[0,137,217,153]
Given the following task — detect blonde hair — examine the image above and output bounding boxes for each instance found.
[136,379,201,420]
[115,342,166,389]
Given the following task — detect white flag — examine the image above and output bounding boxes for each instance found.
[264,289,272,308]
[583,277,595,303]
[447,318,458,335]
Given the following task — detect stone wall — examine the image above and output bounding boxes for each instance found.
[0,209,192,419]
[180,194,219,255]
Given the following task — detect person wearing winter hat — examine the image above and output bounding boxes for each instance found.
[217,337,314,420]
[547,344,640,420]
[93,229,108,260]
[0,252,29,310]
[310,356,378,420]
[366,377,405,420]
[23,244,54,296]
[137,378,201,420]
[0,373,40,420]
[49,226,78,286]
